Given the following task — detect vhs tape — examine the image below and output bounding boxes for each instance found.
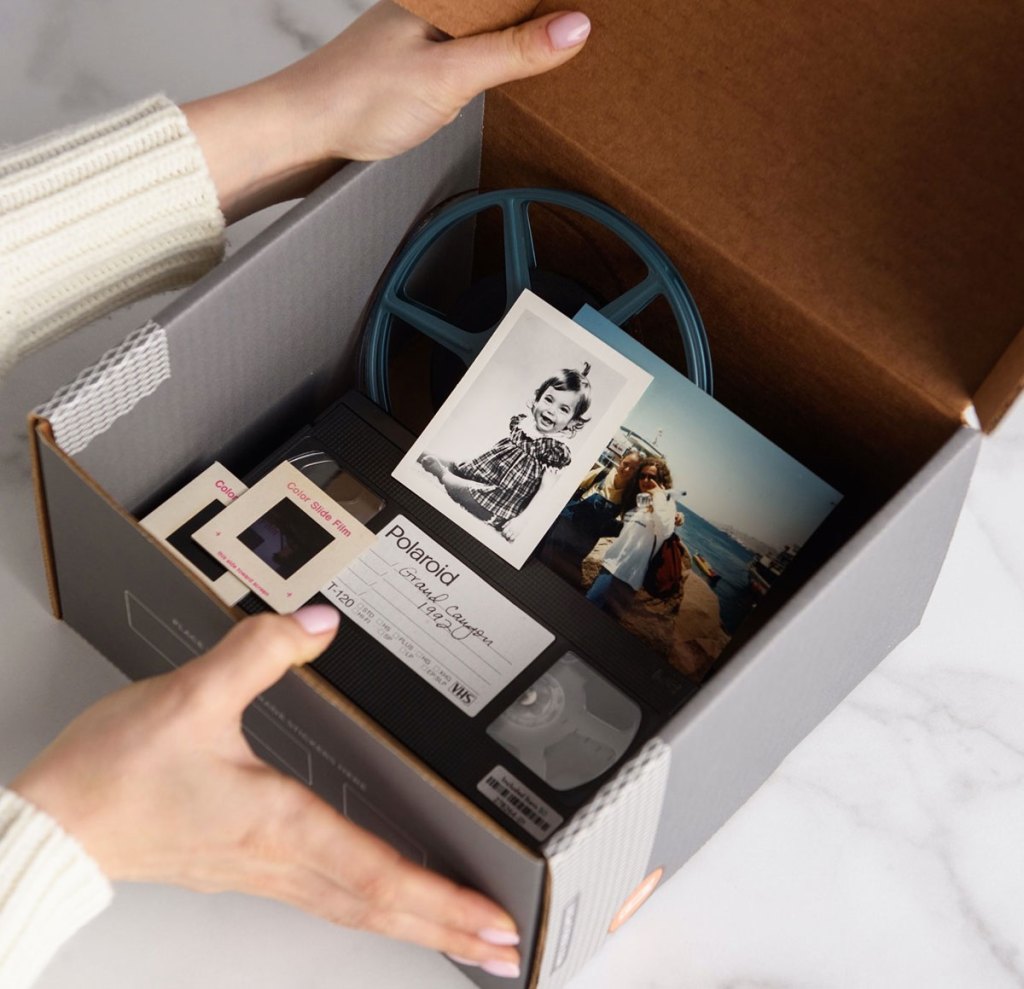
[240,391,696,847]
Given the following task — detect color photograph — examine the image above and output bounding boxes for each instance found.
[538,307,843,681]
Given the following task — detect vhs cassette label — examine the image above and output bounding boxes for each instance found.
[324,516,554,715]
[477,765,564,841]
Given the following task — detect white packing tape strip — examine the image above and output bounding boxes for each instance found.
[36,320,170,456]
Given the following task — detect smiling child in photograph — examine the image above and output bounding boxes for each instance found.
[418,363,593,542]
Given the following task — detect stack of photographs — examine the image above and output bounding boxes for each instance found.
[393,292,841,684]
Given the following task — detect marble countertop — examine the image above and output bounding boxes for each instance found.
[3,3,1022,987]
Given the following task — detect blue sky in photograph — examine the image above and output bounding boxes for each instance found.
[574,307,842,548]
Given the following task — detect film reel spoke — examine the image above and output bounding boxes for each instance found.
[383,295,484,365]
[599,272,663,326]
[501,198,538,306]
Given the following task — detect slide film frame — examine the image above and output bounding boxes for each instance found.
[139,462,249,606]
[192,461,377,614]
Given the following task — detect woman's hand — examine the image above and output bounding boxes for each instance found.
[11,607,522,976]
[641,482,665,512]
[184,1,591,221]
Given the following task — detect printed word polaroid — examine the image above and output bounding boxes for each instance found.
[192,461,376,613]
[393,290,651,569]
[139,462,249,606]
[323,515,554,716]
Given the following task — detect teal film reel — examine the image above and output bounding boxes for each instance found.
[360,188,712,415]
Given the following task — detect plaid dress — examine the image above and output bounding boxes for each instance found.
[454,414,572,523]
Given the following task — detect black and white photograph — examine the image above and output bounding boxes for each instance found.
[393,290,652,568]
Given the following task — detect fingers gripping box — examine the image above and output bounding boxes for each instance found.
[30,3,1022,986]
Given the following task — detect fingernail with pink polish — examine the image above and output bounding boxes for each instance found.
[482,959,521,979]
[547,12,591,50]
[478,927,520,947]
[292,604,340,635]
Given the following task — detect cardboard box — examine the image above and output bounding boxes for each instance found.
[29,3,1021,986]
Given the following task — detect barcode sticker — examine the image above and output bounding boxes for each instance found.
[477,765,563,841]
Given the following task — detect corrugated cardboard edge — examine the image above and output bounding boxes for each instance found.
[974,323,1024,433]
[28,414,62,619]
[532,872,552,989]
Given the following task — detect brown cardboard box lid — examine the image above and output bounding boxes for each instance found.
[400,0,1023,433]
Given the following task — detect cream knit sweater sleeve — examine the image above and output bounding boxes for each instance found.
[0,94,225,375]
[0,787,113,989]
[1,96,224,985]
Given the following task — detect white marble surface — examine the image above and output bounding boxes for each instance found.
[2,3,1023,987]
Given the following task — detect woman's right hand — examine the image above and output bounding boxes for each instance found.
[11,608,522,978]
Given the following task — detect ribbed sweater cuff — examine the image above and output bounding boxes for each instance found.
[0,94,225,375]
[0,787,113,989]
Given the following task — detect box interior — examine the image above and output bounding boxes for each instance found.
[405,0,1024,450]
[35,0,1012,791]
